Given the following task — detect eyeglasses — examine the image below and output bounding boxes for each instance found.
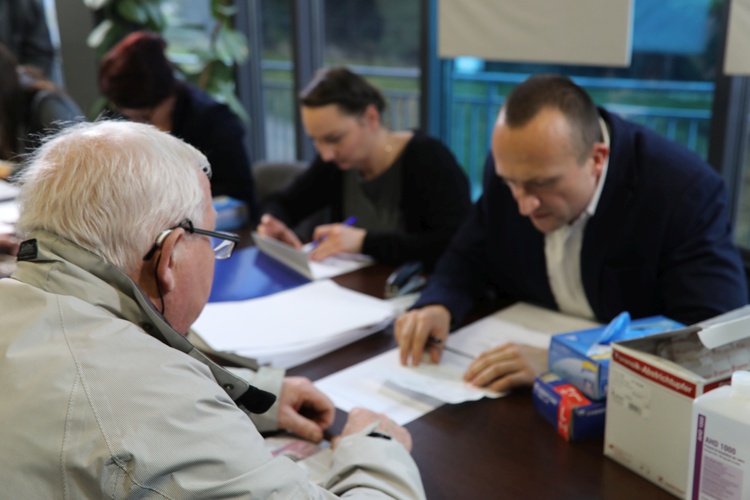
[143,219,240,261]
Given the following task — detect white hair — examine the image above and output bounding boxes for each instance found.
[16,120,212,274]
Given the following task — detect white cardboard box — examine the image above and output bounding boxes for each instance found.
[604,306,750,498]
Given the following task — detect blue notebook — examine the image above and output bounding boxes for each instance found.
[209,246,310,302]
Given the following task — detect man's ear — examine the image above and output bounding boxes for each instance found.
[591,143,610,176]
[154,229,184,295]
[363,104,381,128]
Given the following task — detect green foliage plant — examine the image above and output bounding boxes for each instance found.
[84,0,249,121]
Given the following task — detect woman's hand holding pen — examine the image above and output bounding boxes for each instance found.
[394,305,451,366]
[308,222,366,261]
[257,214,303,248]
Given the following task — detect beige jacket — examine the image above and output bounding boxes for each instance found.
[0,230,425,499]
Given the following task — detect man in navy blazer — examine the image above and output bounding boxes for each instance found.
[395,74,748,393]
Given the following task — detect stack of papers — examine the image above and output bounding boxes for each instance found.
[253,232,373,280]
[315,303,599,425]
[192,280,395,368]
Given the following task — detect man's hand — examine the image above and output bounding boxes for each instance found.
[0,234,20,256]
[277,376,335,443]
[463,343,547,392]
[337,407,412,452]
[308,224,366,261]
[394,305,451,366]
[257,214,302,248]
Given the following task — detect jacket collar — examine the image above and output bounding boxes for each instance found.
[13,230,275,414]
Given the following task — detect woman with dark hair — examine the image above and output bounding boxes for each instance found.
[0,43,82,175]
[98,31,256,214]
[258,67,471,270]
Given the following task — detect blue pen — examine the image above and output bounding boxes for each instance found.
[309,216,358,250]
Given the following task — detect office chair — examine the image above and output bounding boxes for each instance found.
[252,160,329,240]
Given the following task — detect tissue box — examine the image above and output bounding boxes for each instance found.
[548,316,683,400]
[532,372,606,441]
[604,306,750,498]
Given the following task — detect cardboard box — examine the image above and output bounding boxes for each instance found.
[604,306,750,498]
[532,372,606,441]
[549,316,683,400]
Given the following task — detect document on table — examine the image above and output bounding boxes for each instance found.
[253,232,373,280]
[192,280,394,368]
[444,302,599,356]
[315,302,600,425]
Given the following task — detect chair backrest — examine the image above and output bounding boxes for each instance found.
[252,160,329,239]
[253,160,309,207]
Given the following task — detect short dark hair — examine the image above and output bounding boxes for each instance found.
[98,31,175,109]
[503,74,602,162]
[299,67,386,116]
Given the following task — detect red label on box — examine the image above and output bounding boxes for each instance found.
[554,383,590,440]
[612,349,697,398]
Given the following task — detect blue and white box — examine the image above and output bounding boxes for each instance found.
[548,314,683,400]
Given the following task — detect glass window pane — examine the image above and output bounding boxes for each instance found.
[261,0,296,161]
[444,0,722,201]
[322,0,420,131]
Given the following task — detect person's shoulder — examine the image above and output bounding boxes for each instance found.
[406,129,450,150]
[30,88,83,121]
[401,130,449,157]
[402,130,463,173]
[605,108,717,180]
[176,83,243,134]
[180,84,226,115]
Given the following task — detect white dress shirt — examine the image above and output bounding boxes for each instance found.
[544,118,610,319]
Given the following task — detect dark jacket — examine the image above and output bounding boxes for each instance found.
[171,82,256,214]
[264,131,472,269]
[416,108,748,326]
[0,0,54,75]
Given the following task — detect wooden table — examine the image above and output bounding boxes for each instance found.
[284,264,675,500]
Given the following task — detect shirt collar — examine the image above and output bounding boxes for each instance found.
[581,116,611,220]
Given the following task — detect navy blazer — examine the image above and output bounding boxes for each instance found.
[417,108,748,326]
[171,82,256,214]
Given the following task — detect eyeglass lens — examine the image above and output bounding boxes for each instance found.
[210,237,235,260]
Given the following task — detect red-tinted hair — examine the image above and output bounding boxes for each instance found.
[98,31,175,109]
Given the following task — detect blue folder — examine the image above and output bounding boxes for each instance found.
[209,246,310,302]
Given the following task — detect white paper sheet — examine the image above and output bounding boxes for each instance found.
[445,302,599,357]
[386,350,504,404]
[192,280,394,368]
[315,303,600,423]
[253,232,373,280]
[234,319,392,369]
[315,349,445,425]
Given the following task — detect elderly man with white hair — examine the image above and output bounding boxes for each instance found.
[0,121,424,498]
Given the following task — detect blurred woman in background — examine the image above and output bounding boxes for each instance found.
[98,31,257,215]
[258,66,471,270]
